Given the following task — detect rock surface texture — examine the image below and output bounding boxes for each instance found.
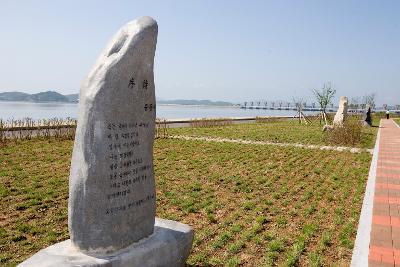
[333,96,348,125]
[18,16,193,267]
[69,16,158,256]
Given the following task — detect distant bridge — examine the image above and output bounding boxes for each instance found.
[240,105,336,112]
[239,101,400,113]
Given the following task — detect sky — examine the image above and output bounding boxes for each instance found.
[0,0,399,105]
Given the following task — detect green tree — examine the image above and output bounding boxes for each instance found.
[313,83,336,125]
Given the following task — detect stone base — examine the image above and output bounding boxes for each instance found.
[18,218,193,267]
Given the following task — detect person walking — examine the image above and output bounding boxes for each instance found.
[386,110,390,119]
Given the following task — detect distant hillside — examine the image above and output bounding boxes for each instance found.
[0,92,31,101]
[0,91,232,106]
[0,91,78,103]
[29,91,68,102]
[157,99,234,106]
[65,94,79,102]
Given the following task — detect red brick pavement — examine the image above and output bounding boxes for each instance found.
[369,119,400,266]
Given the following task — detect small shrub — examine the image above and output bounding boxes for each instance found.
[228,241,245,254]
[324,120,362,146]
[206,213,217,223]
[243,201,255,210]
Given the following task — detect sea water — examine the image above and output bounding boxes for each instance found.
[0,101,303,120]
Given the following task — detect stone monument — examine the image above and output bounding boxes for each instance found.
[333,96,348,125]
[363,105,372,126]
[19,16,193,267]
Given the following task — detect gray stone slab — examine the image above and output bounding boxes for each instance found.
[69,16,158,256]
[18,16,194,267]
[18,218,194,267]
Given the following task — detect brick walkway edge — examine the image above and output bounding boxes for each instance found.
[352,119,400,266]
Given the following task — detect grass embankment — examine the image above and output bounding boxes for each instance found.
[394,118,400,126]
[1,137,371,266]
[168,119,378,149]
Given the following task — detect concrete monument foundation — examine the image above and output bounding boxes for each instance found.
[19,218,193,267]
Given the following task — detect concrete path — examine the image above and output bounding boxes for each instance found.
[352,119,400,266]
[169,135,373,154]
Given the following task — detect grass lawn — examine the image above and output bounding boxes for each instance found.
[167,118,379,149]
[0,136,371,266]
[394,118,400,126]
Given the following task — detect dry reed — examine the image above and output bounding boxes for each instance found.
[189,118,233,128]
[255,116,288,123]
[155,118,169,138]
[323,119,363,146]
[0,117,77,142]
